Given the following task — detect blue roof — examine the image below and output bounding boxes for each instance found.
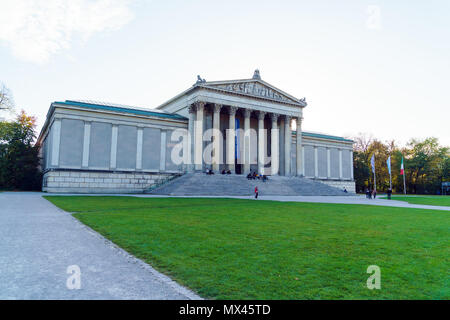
[294,131,353,143]
[55,100,187,120]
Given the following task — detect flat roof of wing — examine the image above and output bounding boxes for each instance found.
[55,100,187,120]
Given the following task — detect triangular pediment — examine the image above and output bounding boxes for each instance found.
[198,79,306,106]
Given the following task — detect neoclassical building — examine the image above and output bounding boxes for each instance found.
[37,70,355,193]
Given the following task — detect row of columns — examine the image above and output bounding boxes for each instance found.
[188,101,304,176]
[310,146,353,180]
[49,118,169,172]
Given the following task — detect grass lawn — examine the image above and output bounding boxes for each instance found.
[381,195,450,207]
[45,196,449,300]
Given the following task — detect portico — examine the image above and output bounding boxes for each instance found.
[160,70,306,176]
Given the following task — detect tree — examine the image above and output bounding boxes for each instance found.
[352,133,374,192]
[405,138,449,194]
[353,132,374,154]
[0,83,14,111]
[353,150,370,193]
[367,140,390,191]
[0,111,42,190]
[352,133,449,195]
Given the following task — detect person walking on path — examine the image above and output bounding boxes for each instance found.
[372,189,377,199]
[254,186,258,199]
[387,188,392,200]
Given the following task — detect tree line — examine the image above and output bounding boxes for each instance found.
[352,134,449,195]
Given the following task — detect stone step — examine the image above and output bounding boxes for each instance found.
[147,173,352,196]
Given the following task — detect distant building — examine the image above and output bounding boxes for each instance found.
[37,70,355,193]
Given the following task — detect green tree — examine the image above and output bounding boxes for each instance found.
[0,111,41,190]
[352,133,373,192]
[405,138,448,194]
[367,140,390,192]
[353,150,369,193]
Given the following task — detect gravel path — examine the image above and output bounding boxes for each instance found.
[0,192,200,300]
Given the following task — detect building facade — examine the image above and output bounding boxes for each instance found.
[37,70,355,193]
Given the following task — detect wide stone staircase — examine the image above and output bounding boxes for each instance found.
[146,173,351,196]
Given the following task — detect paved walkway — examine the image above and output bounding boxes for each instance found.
[40,192,450,211]
[0,192,200,300]
[243,194,450,211]
[133,194,450,211]
[38,192,449,211]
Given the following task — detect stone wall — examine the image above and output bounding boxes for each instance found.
[316,179,356,193]
[42,169,177,193]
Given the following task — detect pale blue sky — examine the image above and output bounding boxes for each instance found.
[1,0,449,145]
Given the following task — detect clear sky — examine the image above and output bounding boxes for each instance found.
[1,0,449,145]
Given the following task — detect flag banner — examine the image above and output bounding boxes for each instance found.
[387,156,391,175]
[371,154,375,174]
[235,118,240,160]
[400,156,404,175]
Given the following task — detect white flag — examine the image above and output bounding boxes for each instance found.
[371,154,376,174]
[387,156,391,175]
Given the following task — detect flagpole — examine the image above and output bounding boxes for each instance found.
[401,155,406,195]
[370,154,377,192]
[403,170,406,195]
[374,169,376,192]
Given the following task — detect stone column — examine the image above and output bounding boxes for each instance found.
[243,109,252,175]
[270,113,279,175]
[136,127,143,170]
[257,111,266,175]
[350,150,354,180]
[339,149,343,179]
[187,105,196,172]
[296,117,303,176]
[82,121,91,168]
[327,148,331,178]
[160,130,167,171]
[51,118,61,167]
[302,146,305,176]
[284,116,291,176]
[110,124,118,169]
[314,146,319,178]
[212,104,222,172]
[226,106,237,173]
[194,102,205,171]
